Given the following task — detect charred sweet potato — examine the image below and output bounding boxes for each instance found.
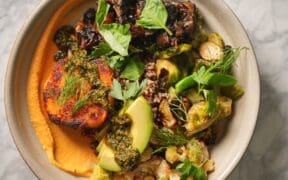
[95,59,114,87]
[43,60,109,128]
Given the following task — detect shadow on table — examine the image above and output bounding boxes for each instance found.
[228,76,288,179]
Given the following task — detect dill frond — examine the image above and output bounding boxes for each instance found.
[57,74,83,106]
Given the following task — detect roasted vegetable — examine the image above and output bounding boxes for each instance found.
[156,160,181,179]
[156,44,192,59]
[184,97,232,134]
[165,146,186,164]
[175,76,197,94]
[43,60,110,128]
[186,139,209,166]
[199,42,223,61]
[183,89,205,104]
[156,59,180,85]
[221,84,245,100]
[53,25,75,51]
[96,59,114,87]
[159,99,177,128]
[208,32,224,49]
[165,139,211,168]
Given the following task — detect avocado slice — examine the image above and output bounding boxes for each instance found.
[126,96,153,153]
[98,96,153,171]
[98,141,122,172]
[156,59,180,85]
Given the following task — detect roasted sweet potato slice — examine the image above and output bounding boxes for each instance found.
[43,60,110,128]
[95,59,113,87]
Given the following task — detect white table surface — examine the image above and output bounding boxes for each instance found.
[1,0,288,179]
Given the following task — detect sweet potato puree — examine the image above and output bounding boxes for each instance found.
[27,0,97,177]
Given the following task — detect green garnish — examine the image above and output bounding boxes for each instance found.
[152,128,189,148]
[169,96,188,122]
[96,0,132,56]
[137,0,172,36]
[176,159,206,180]
[72,92,90,115]
[120,56,145,81]
[110,79,147,101]
[57,74,84,106]
[90,42,113,59]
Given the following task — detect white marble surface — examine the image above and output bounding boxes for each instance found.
[0,0,287,179]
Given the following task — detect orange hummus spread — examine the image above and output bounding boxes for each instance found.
[27,0,97,177]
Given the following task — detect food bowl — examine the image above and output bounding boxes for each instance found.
[5,0,260,179]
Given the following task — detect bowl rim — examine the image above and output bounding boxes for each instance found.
[4,0,260,179]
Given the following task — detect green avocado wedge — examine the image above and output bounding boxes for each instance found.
[126,96,153,153]
[98,141,122,172]
[98,96,153,171]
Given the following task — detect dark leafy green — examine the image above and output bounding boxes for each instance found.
[136,0,172,35]
[103,55,126,69]
[96,0,132,56]
[176,160,206,180]
[90,42,113,59]
[96,0,110,26]
[120,56,145,80]
[191,66,237,87]
[99,24,132,56]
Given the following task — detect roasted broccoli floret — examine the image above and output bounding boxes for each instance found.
[53,25,75,52]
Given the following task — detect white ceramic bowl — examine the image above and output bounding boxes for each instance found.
[5,0,260,179]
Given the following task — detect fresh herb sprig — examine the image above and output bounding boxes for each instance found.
[110,79,147,101]
[176,159,206,180]
[137,0,172,35]
[169,96,188,122]
[72,91,91,115]
[57,74,84,106]
[152,128,189,152]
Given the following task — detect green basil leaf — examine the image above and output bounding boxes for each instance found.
[123,81,140,100]
[120,56,145,80]
[90,42,113,58]
[205,73,237,86]
[192,66,237,87]
[136,0,172,35]
[203,90,217,116]
[96,0,110,26]
[99,23,132,56]
[103,54,126,69]
[96,0,132,56]
[110,79,123,100]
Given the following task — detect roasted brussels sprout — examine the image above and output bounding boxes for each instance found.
[184,97,232,134]
[208,32,225,49]
[165,146,186,164]
[156,59,180,85]
[186,139,209,166]
[221,84,245,100]
[199,42,223,61]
